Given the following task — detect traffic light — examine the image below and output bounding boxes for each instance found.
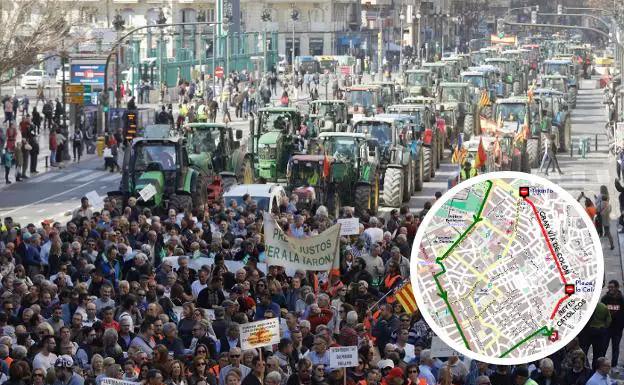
[530,10,537,24]
[206,41,213,57]
[100,91,109,112]
[557,4,563,15]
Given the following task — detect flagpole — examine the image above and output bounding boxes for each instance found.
[457,133,463,184]
[366,288,396,312]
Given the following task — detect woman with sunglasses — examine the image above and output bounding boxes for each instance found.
[188,356,216,385]
[312,364,326,383]
[348,358,367,383]
[405,364,426,385]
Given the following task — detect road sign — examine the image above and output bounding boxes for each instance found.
[65,84,84,93]
[65,95,84,105]
[215,66,224,78]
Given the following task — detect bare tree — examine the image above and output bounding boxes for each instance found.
[0,0,89,84]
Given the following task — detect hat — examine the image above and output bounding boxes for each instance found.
[377,359,394,369]
[41,219,51,226]
[22,232,32,241]
[55,355,74,368]
[385,368,404,380]
[358,280,369,288]
[85,264,96,273]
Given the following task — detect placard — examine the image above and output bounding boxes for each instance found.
[85,190,105,210]
[240,318,280,350]
[337,218,360,236]
[139,184,157,201]
[430,336,459,358]
[329,346,359,368]
[102,379,141,385]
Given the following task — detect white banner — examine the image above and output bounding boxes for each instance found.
[102,379,141,385]
[263,213,341,272]
[329,346,359,368]
[85,190,105,210]
[240,318,280,350]
[337,218,360,235]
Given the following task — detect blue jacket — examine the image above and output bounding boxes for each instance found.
[25,244,41,266]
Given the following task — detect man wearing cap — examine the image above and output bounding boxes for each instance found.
[72,197,93,221]
[54,355,83,385]
[381,367,404,385]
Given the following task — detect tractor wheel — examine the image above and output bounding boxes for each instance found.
[463,114,474,141]
[559,119,572,153]
[192,173,210,208]
[354,185,372,216]
[221,175,238,193]
[513,81,521,95]
[422,146,432,182]
[240,157,255,184]
[404,159,413,200]
[382,168,404,208]
[328,193,341,219]
[521,150,531,173]
[169,194,193,212]
[414,149,424,192]
[526,138,540,169]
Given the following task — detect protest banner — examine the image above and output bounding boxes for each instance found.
[85,190,105,210]
[240,318,280,350]
[430,336,459,357]
[329,346,359,368]
[337,218,359,236]
[263,213,341,271]
[102,379,141,385]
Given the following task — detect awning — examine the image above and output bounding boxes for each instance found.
[339,36,362,46]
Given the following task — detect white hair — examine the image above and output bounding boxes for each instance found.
[266,371,282,382]
[540,358,554,369]
[316,205,328,217]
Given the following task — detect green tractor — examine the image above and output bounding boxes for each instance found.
[484,58,522,95]
[532,88,572,154]
[184,122,247,202]
[308,100,349,134]
[436,82,475,140]
[351,115,419,206]
[492,99,531,173]
[107,125,207,214]
[247,107,303,183]
[293,132,380,215]
[403,69,434,97]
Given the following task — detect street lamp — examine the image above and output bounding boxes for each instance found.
[157,8,167,90]
[415,12,422,61]
[451,16,459,52]
[399,10,405,77]
[290,5,299,89]
[261,8,272,75]
[112,11,125,109]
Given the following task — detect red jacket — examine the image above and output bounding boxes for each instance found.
[49,133,57,150]
[307,308,334,333]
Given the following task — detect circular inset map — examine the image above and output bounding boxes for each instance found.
[410,172,604,365]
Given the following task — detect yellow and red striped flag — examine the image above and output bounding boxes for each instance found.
[479,89,490,108]
[395,283,418,313]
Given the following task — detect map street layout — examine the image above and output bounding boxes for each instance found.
[410,172,604,365]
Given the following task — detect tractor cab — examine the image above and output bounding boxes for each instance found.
[309,100,348,133]
[538,75,569,100]
[543,59,574,78]
[484,58,515,84]
[422,62,452,83]
[346,85,385,118]
[494,98,529,127]
[404,69,434,97]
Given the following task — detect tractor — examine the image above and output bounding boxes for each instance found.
[308,100,349,134]
[542,59,578,107]
[183,122,246,202]
[532,88,572,154]
[385,104,438,184]
[298,132,380,215]
[107,124,207,214]
[538,74,574,108]
[247,107,303,183]
[436,82,475,140]
[351,115,419,206]
[404,69,434,97]
[346,84,386,119]
[492,99,531,173]
[484,58,522,96]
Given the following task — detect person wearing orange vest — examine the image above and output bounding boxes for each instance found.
[358,367,382,385]
[405,365,427,385]
[323,270,344,298]
[382,262,403,304]
[209,352,229,378]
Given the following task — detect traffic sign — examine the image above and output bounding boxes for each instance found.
[215,67,224,78]
[65,95,84,105]
[65,84,84,93]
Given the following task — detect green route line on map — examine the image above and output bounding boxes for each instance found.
[499,326,554,358]
[433,180,493,351]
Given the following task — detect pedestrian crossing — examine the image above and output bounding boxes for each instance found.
[28,168,121,185]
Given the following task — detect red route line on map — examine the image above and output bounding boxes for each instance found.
[523,197,568,285]
[550,295,570,319]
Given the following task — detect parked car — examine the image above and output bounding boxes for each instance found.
[278,55,288,74]
[55,65,70,84]
[20,69,51,89]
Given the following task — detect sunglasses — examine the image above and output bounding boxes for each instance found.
[198,362,207,366]
[408,370,418,374]
[230,355,241,358]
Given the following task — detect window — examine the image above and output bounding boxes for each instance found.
[180,8,197,23]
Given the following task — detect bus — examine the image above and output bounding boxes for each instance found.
[295,56,320,74]
[315,56,338,73]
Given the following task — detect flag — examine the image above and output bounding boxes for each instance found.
[451,134,463,164]
[474,137,487,169]
[479,89,490,108]
[497,112,503,128]
[395,283,418,313]
[323,151,330,178]
[493,137,502,159]
[515,113,530,143]
[480,116,497,134]
[527,84,535,103]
